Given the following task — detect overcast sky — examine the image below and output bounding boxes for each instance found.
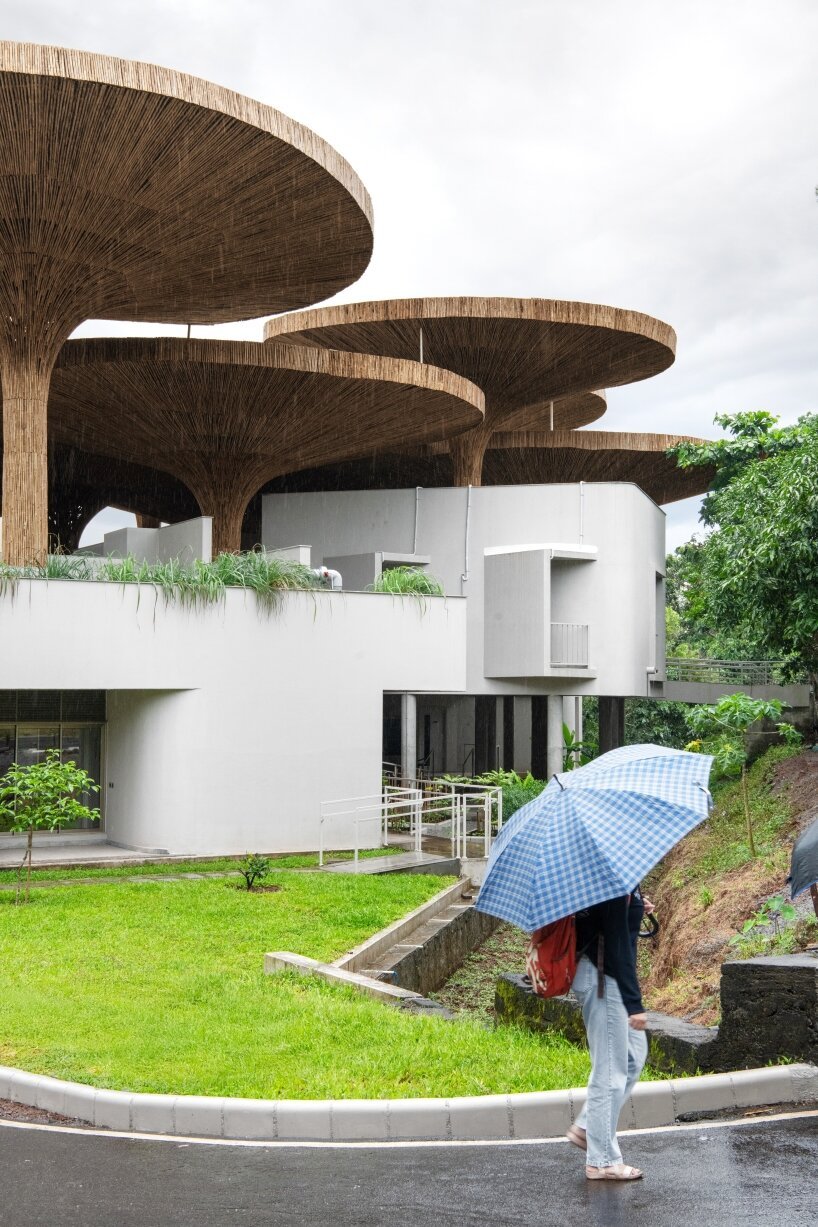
[5,0,817,547]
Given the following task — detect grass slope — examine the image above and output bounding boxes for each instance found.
[0,873,588,1099]
[643,745,817,1022]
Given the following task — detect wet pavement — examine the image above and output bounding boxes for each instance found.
[0,1111,816,1225]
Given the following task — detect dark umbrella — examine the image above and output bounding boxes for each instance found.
[789,818,818,917]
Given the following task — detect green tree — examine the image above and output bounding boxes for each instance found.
[687,693,799,856]
[0,749,99,902]
[669,411,818,684]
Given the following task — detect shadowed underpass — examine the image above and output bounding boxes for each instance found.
[0,1113,816,1226]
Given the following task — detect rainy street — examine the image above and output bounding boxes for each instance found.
[0,1112,816,1226]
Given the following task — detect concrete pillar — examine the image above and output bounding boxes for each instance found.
[401,692,417,783]
[513,696,532,776]
[562,696,582,741]
[598,696,625,755]
[546,694,563,778]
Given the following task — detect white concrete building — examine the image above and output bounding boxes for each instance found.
[0,480,666,856]
[262,481,667,783]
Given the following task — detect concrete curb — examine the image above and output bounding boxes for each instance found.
[1,1063,816,1142]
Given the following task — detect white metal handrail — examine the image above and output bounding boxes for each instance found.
[666,658,805,686]
[319,779,502,869]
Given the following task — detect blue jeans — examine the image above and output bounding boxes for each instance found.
[570,955,647,1167]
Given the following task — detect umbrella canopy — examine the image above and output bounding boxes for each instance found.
[790,818,818,901]
[476,744,713,932]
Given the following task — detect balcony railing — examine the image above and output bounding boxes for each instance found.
[665,659,806,686]
[551,623,589,668]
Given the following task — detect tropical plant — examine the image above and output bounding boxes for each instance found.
[686,693,800,856]
[0,749,99,902]
[238,852,272,891]
[0,550,322,615]
[368,566,445,597]
[562,723,596,769]
[728,895,797,952]
[669,411,818,684]
[440,769,547,821]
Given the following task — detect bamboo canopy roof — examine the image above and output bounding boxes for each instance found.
[48,338,485,555]
[472,390,605,434]
[263,298,675,414]
[0,42,373,325]
[482,430,715,504]
[0,40,374,564]
[264,297,676,485]
[260,428,713,506]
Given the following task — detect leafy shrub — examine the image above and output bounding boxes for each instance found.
[368,566,444,596]
[238,853,272,891]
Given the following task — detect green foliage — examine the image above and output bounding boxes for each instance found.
[562,722,596,769]
[238,853,272,891]
[687,693,789,856]
[698,886,713,910]
[0,550,323,615]
[582,696,691,751]
[368,566,445,596]
[682,745,801,879]
[669,411,818,679]
[439,769,546,821]
[0,874,595,1099]
[0,749,99,901]
[728,895,798,954]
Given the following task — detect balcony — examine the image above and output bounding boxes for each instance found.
[550,623,590,669]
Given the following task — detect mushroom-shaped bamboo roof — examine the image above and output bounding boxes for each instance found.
[48,338,484,556]
[263,297,676,485]
[259,428,713,507]
[0,41,374,564]
[0,42,373,325]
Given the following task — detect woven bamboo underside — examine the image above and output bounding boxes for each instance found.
[264,297,677,488]
[0,41,374,563]
[48,338,485,556]
[260,430,714,506]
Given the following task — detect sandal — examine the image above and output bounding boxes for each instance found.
[566,1125,587,1151]
[586,1164,643,1182]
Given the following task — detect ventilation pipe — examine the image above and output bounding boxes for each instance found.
[314,566,342,591]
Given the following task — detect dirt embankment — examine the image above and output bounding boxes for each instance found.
[643,750,818,1025]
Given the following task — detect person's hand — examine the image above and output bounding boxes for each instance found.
[642,895,656,915]
[628,1013,648,1030]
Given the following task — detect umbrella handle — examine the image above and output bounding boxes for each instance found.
[638,913,660,939]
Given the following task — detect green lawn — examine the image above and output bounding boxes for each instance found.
[0,873,589,1099]
[0,847,400,886]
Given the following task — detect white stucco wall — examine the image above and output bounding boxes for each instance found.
[0,581,466,854]
[262,483,666,698]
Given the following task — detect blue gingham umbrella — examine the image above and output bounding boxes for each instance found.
[476,744,713,932]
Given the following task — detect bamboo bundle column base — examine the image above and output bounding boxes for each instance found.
[1,357,51,565]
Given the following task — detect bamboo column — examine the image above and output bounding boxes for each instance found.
[449,419,495,486]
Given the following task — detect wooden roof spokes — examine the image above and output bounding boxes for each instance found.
[49,338,484,556]
[0,40,374,564]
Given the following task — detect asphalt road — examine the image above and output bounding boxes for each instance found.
[1,1113,816,1226]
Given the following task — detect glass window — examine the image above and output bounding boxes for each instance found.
[16,727,60,766]
[61,727,102,827]
[0,728,14,832]
[62,692,106,722]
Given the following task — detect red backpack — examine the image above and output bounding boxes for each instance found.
[525,915,577,998]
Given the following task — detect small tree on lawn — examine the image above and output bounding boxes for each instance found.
[686,693,801,857]
[0,749,99,902]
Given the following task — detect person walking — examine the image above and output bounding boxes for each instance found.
[565,888,652,1181]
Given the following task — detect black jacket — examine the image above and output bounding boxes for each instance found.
[574,893,644,1015]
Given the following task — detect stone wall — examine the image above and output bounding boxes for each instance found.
[496,950,818,1073]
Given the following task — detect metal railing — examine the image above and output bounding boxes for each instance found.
[319,778,503,869]
[665,658,805,686]
[551,622,590,668]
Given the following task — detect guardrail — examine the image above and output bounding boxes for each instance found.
[319,779,503,868]
[551,622,589,668]
[665,658,806,686]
